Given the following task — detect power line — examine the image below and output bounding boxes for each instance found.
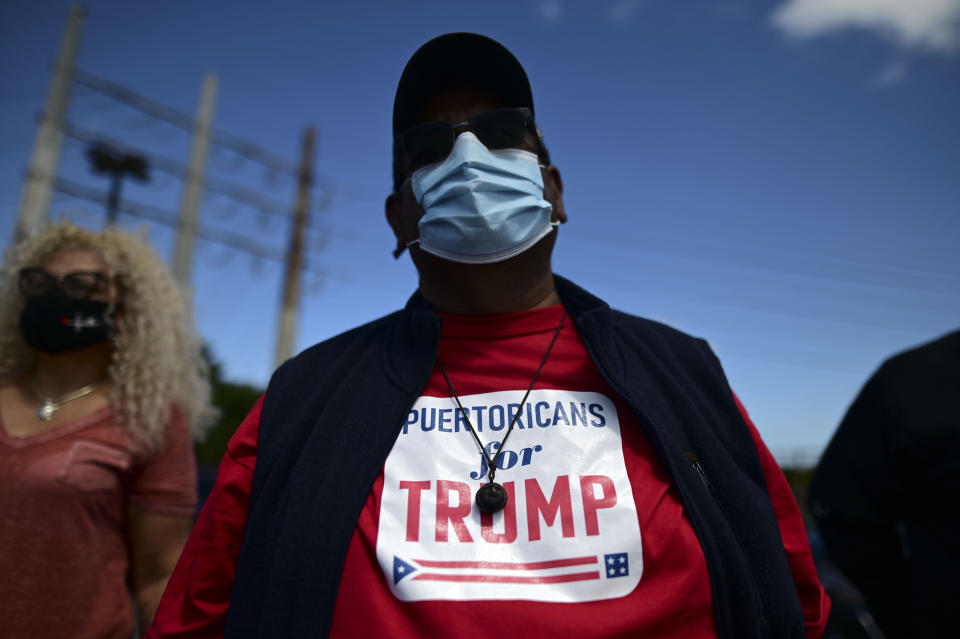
[51,177,352,285]
[62,120,293,219]
[70,69,372,204]
[53,176,294,266]
[62,120,344,217]
[61,121,354,246]
[72,69,300,177]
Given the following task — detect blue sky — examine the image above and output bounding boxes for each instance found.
[2,0,958,462]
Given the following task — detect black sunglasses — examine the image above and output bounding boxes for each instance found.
[398,107,544,169]
[18,267,108,300]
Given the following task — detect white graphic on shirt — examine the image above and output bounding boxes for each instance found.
[376,389,642,602]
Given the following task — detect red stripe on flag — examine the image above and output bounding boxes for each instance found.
[413,571,600,584]
[412,556,597,571]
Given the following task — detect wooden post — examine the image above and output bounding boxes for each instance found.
[16,6,84,240]
[274,127,316,368]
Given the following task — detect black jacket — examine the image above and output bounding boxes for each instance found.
[811,330,960,638]
[225,276,805,638]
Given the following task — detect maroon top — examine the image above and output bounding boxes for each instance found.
[0,403,197,639]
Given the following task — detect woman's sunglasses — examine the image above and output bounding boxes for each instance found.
[398,107,542,168]
[18,267,107,300]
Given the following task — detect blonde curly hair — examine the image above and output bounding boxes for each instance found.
[0,222,216,449]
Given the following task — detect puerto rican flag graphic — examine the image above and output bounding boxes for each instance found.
[392,552,630,586]
[377,390,643,603]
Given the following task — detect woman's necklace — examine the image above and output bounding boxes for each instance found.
[31,381,105,421]
[437,311,566,514]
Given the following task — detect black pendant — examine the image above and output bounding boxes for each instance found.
[476,482,508,513]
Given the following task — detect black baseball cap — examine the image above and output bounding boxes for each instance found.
[392,33,535,136]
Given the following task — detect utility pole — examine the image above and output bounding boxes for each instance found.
[172,72,218,291]
[274,127,316,368]
[15,6,84,241]
[85,143,149,225]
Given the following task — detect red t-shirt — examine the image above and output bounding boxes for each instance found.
[149,306,829,638]
[0,405,198,639]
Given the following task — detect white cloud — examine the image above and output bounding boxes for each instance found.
[536,0,564,23]
[608,0,645,24]
[772,0,960,53]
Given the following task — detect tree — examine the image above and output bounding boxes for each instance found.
[195,346,263,467]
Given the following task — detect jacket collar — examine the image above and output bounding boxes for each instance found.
[553,274,626,383]
[389,275,621,393]
[385,290,441,393]
[553,274,610,322]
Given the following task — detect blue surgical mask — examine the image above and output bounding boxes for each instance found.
[407,132,556,264]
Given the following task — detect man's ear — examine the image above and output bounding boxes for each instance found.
[544,165,567,224]
[385,192,405,250]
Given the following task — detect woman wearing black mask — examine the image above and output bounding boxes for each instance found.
[0,222,216,639]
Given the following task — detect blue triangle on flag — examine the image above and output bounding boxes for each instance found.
[393,556,417,584]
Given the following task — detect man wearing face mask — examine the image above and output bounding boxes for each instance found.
[149,34,829,639]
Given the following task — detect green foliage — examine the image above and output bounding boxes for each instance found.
[781,465,817,521]
[194,346,264,466]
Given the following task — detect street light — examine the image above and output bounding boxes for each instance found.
[85,143,149,225]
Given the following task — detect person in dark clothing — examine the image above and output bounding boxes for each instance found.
[810,330,960,639]
[149,33,829,639]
